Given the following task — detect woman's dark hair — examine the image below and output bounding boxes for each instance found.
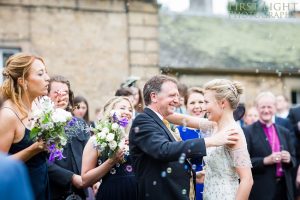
[48,75,74,112]
[115,87,133,97]
[74,95,90,124]
[134,87,144,113]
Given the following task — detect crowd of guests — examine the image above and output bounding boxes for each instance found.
[0,52,300,200]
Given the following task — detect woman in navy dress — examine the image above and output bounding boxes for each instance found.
[0,53,50,200]
[177,87,206,200]
[81,96,137,200]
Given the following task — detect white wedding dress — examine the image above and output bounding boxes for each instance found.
[203,132,252,200]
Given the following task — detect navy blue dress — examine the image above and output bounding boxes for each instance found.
[9,128,50,200]
[96,153,138,200]
[177,126,204,200]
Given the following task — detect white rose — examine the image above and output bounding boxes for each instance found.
[97,131,106,139]
[111,123,119,130]
[61,137,67,146]
[106,133,115,142]
[40,96,55,113]
[32,109,43,118]
[109,141,117,150]
[102,127,109,134]
[52,109,72,123]
[101,142,108,149]
[95,123,102,130]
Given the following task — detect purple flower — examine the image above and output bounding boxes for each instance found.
[48,144,65,163]
[67,117,77,127]
[118,117,129,128]
[112,112,129,128]
[112,113,118,123]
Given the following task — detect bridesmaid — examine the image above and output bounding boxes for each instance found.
[81,96,138,200]
[0,53,50,200]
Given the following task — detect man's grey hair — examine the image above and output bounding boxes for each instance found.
[255,91,276,106]
[143,75,178,106]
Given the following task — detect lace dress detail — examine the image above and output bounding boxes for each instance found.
[203,133,252,200]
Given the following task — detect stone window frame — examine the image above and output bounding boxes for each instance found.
[291,90,300,105]
[0,47,21,83]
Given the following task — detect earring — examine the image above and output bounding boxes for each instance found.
[24,84,28,90]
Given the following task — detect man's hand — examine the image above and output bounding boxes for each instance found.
[263,152,282,165]
[53,90,68,109]
[204,129,239,147]
[281,150,291,163]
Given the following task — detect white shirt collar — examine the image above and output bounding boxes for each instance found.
[148,107,163,120]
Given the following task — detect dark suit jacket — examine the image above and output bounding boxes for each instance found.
[129,108,206,200]
[288,106,300,137]
[243,121,296,200]
[48,118,90,200]
[288,106,300,159]
[275,116,294,133]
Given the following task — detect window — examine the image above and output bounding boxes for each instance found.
[291,90,300,105]
[0,48,21,83]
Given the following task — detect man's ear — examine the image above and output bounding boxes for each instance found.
[150,92,157,103]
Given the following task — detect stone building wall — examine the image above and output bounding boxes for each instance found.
[178,73,300,107]
[0,0,160,119]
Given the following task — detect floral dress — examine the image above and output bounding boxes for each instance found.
[203,132,252,200]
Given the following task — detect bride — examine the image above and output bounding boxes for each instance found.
[168,79,253,200]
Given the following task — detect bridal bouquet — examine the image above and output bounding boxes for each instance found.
[30,96,73,162]
[92,110,129,158]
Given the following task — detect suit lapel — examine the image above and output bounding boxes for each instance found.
[69,138,81,173]
[144,108,176,142]
[254,121,272,154]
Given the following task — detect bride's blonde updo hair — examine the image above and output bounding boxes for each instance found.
[204,79,243,110]
[1,53,45,117]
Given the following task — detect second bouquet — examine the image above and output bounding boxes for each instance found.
[30,96,73,162]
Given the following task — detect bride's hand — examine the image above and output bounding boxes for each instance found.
[196,170,205,184]
[205,128,239,147]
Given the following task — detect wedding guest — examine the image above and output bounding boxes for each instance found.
[73,95,91,125]
[121,76,144,114]
[244,92,296,200]
[115,87,135,107]
[0,53,50,199]
[47,75,90,200]
[244,106,259,126]
[177,87,205,200]
[175,82,188,114]
[288,104,300,199]
[0,152,34,200]
[82,96,138,200]
[276,95,290,118]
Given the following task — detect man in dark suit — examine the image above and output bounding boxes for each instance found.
[288,106,300,138]
[48,118,90,200]
[244,92,296,200]
[288,105,300,198]
[129,75,238,200]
